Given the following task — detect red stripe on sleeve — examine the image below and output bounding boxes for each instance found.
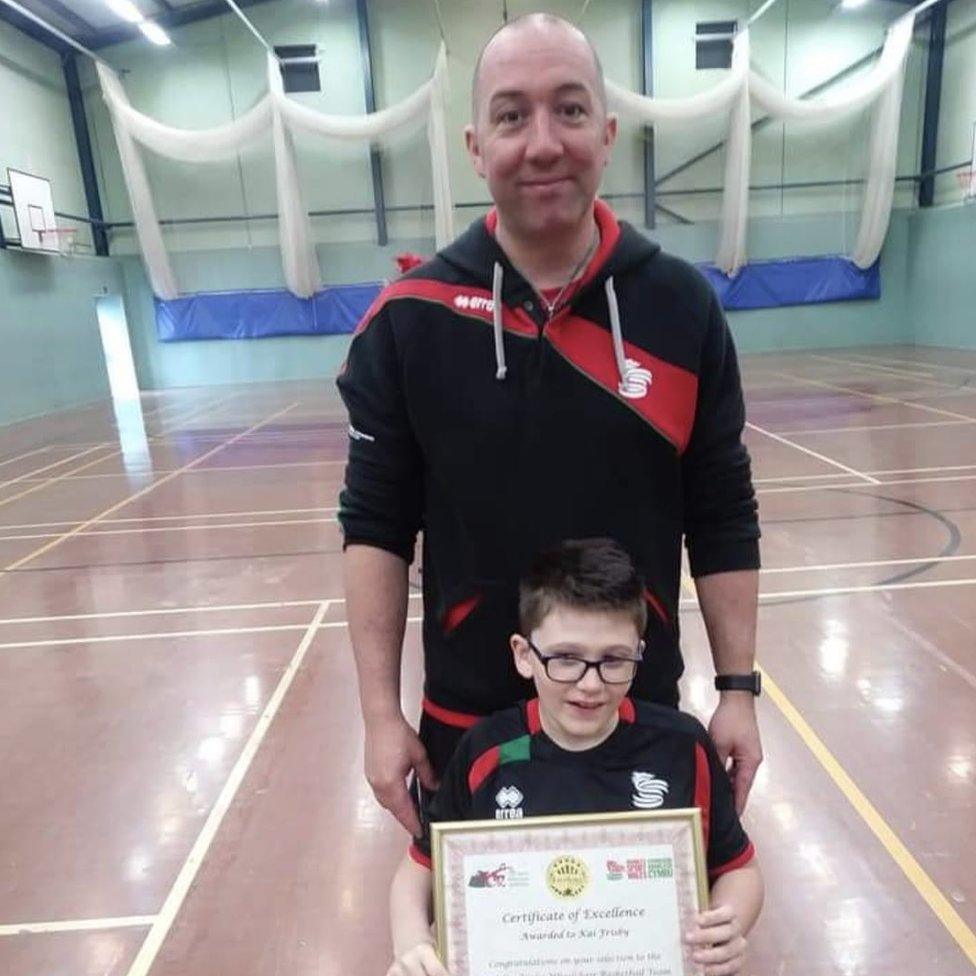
[442,594,482,635]
[694,741,711,855]
[708,841,755,880]
[643,588,670,627]
[422,698,481,729]
[468,745,501,793]
[526,698,542,735]
[618,697,636,724]
[408,843,432,870]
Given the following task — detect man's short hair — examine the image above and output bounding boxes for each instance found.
[519,538,647,636]
[471,13,608,123]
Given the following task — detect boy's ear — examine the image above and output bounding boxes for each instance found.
[510,634,534,681]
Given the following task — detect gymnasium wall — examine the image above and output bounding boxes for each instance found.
[0,19,119,425]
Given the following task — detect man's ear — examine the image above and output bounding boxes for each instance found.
[511,634,534,680]
[602,112,618,165]
[465,124,487,180]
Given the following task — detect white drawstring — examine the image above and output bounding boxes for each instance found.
[604,276,627,387]
[492,261,507,380]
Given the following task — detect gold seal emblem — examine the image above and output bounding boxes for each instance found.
[546,855,589,899]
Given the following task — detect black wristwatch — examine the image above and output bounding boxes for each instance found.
[714,671,762,696]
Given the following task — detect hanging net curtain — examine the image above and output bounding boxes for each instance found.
[97,43,453,300]
[100,11,915,298]
[609,11,917,275]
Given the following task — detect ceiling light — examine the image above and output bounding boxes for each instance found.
[139,20,172,45]
[105,0,144,24]
[841,0,870,9]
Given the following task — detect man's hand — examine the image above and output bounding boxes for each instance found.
[708,694,762,815]
[365,713,439,835]
[386,940,451,976]
[684,905,748,976]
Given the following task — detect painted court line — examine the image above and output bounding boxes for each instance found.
[0,447,122,511]
[0,614,426,649]
[0,915,156,936]
[0,444,108,492]
[761,553,976,574]
[746,422,880,484]
[771,371,976,424]
[0,506,338,532]
[0,396,245,513]
[0,592,420,626]
[8,459,346,483]
[0,446,54,470]
[775,419,975,436]
[759,667,976,968]
[756,472,976,495]
[807,353,947,385]
[1,403,300,575]
[122,601,331,976]
[0,516,338,543]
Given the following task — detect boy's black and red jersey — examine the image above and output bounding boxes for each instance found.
[337,200,760,722]
[409,697,755,881]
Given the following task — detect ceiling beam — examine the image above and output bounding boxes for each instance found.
[31,0,95,36]
[90,0,277,49]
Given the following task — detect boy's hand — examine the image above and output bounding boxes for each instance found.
[386,939,451,976]
[684,904,747,976]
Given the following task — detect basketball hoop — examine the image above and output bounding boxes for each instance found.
[37,227,78,255]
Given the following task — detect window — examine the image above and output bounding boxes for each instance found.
[275,44,320,93]
[696,21,736,70]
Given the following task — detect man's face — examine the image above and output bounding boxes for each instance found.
[511,604,640,751]
[465,24,617,239]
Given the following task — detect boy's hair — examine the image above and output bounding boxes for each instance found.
[519,538,647,636]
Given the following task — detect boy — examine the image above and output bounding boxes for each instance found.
[388,539,763,976]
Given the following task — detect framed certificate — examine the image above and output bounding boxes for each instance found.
[432,809,708,976]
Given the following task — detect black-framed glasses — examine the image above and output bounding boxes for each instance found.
[525,638,644,685]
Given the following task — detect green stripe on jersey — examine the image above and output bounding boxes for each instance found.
[499,734,530,766]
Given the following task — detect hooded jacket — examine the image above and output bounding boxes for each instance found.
[337,200,760,722]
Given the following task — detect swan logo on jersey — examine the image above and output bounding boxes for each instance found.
[495,785,524,820]
[631,771,669,809]
[618,359,653,400]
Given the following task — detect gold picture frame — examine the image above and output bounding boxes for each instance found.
[432,808,709,976]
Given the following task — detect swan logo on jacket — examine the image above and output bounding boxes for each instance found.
[631,771,669,809]
[618,359,653,400]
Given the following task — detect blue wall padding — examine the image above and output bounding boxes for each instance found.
[154,255,880,341]
[155,282,383,341]
[698,255,880,310]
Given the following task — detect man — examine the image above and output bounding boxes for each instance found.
[337,13,762,839]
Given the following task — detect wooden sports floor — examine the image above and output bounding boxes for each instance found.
[0,344,974,976]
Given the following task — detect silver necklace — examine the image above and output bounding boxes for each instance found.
[537,228,600,320]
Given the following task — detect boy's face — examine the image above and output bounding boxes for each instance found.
[511,604,642,751]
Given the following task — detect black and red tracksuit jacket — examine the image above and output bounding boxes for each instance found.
[337,200,760,723]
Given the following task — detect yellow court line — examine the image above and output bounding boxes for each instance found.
[759,666,976,968]
[2,403,298,575]
[0,915,156,936]
[0,444,108,492]
[0,447,122,511]
[0,394,244,513]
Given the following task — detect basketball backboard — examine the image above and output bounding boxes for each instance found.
[7,168,58,252]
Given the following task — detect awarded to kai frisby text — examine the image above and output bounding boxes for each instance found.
[432,811,709,976]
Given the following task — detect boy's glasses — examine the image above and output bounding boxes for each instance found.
[525,639,645,685]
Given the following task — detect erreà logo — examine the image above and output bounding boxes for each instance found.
[454,294,495,313]
[495,785,524,820]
